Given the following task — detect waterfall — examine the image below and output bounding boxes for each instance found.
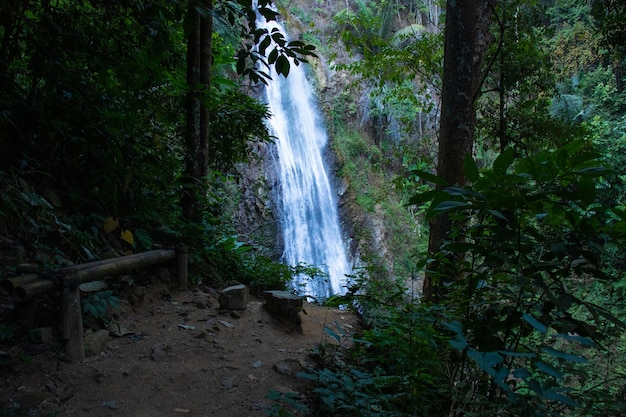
[258,17,352,301]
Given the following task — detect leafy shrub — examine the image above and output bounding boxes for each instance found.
[412,141,626,416]
[265,390,310,417]
[301,300,451,416]
[0,323,17,342]
[305,141,626,417]
[81,290,121,321]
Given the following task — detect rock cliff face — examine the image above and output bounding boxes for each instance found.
[234,141,283,259]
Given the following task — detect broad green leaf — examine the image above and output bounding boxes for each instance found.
[543,389,580,408]
[449,337,467,351]
[468,349,503,370]
[464,154,480,183]
[552,333,596,347]
[493,148,515,176]
[444,321,463,334]
[527,378,542,394]
[484,351,504,367]
[410,169,449,186]
[445,187,484,200]
[541,346,587,363]
[296,372,317,381]
[577,176,596,207]
[324,327,341,342]
[486,209,509,221]
[276,55,290,77]
[512,368,532,379]
[574,166,610,176]
[497,350,536,358]
[408,189,440,206]
[268,48,278,65]
[534,360,563,379]
[332,321,345,336]
[259,35,271,55]
[522,313,548,334]
[584,302,626,329]
[434,201,470,211]
[493,367,512,391]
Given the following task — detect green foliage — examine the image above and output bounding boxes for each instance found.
[232,0,317,83]
[81,290,121,320]
[591,0,626,57]
[0,0,301,286]
[196,234,293,294]
[331,1,442,146]
[0,0,185,257]
[330,123,427,280]
[579,64,626,118]
[265,390,310,417]
[302,290,451,416]
[0,169,110,264]
[0,323,17,342]
[208,89,272,171]
[413,141,626,415]
[306,140,626,417]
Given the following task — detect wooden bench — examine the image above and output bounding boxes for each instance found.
[1,245,188,361]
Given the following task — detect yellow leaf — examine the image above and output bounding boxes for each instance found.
[120,230,134,245]
[103,217,119,233]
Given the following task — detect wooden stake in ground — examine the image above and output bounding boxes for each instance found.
[62,275,85,362]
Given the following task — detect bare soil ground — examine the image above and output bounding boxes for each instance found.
[0,283,359,417]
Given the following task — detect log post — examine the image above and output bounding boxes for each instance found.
[72,250,175,283]
[0,273,40,294]
[176,244,188,290]
[62,275,85,362]
[14,279,58,302]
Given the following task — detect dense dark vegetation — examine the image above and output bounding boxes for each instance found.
[2,0,626,416]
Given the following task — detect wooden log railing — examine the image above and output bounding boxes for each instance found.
[1,245,188,362]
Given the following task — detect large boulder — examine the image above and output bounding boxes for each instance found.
[219,284,249,310]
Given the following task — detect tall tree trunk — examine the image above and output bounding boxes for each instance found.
[422,0,497,302]
[182,1,213,225]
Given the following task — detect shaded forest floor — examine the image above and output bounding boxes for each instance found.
[0,281,359,417]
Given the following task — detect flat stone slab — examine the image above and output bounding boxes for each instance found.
[219,284,249,310]
[263,291,303,324]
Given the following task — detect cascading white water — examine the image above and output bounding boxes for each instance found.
[258,17,352,301]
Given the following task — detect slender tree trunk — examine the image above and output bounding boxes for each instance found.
[200,0,213,179]
[423,0,497,302]
[182,5,201,224]
[182,1,213,224]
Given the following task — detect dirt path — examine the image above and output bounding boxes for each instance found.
[1,285,359,417]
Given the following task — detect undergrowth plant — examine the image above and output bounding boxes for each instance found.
[412,140,626,416]
[0,323,17,342]
[265,390,310,417]
[81,290,121,322]
[301,278,453,416]
[304,141,626,417]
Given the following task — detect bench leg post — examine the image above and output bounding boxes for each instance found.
[62,276,85,361]
[176,243,188,290]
